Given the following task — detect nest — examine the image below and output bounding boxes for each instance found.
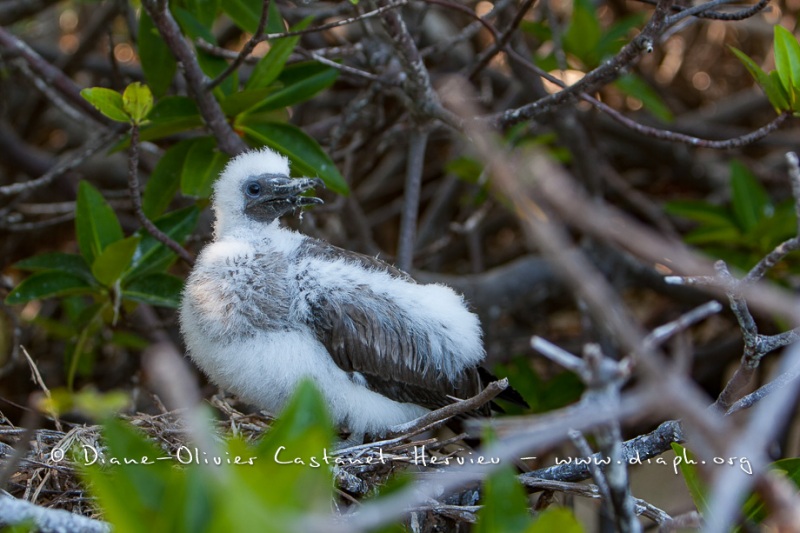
[0,391,483,525]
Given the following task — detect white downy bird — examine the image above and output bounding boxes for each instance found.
[180,148,519,438]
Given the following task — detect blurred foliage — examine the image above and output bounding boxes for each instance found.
[731,25,800,114]
[673,443,800,529]
[80,380,334,533]
[495,356,584,414]
[665,160,799,275]
[5,2,347,388]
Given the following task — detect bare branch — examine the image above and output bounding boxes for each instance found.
[128,124,195,266]
[206,0,270,91]
[141,0,247,156]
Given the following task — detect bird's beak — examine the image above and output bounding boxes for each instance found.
[249,177,325,208]
[282,177,325,207]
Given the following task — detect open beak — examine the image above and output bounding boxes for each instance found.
[282,177,325,207]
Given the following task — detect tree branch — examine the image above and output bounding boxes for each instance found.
[141,0,247,156]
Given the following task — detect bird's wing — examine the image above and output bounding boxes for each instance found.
[298,238,415,282]
[296,240,486,411]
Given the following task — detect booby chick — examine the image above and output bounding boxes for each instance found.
[180,148,498,437]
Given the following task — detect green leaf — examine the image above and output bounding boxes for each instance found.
[143,139,197,218]
[767,70,792,113]
[220,87,276,117]
[596,14,646,59]
[82,418,182,531]
[563,0,602,67]
[475,465,534,533]
[241,122,349,195]
[80,87,129,123]
[231,379,333,523]
[122,82,154,124]
[246,18,312,90]
[730,160,771,232]
[222,0,283,34]
[138,96,204,144]
[446,156,484,184]
[91,236,141,287]
[14,253,93,280]
[684,223,742,245]
[671,443,708,513]
[138,10,177,98]
[76,181,124,266]
[185,0,220,28]
[180,137,230,198]
[528,508,584,533]
[198,49,238,97]
[615,73,673,122]
[730,46,790,112]
[664,200,734,226]
[172,6,217,43]
[773,25,800,106]
[125,206,199,281]
[5,272,94,304]
[246,62,339,113]
[122,273,184,308]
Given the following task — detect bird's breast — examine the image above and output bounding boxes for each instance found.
[182,246,294,343]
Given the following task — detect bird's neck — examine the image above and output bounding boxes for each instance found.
[214,217,282,242]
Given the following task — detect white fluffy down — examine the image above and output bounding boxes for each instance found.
[181,148,485,436]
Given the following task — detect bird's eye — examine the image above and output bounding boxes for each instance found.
[245,181,262,197]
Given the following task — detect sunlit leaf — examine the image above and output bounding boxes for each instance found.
[731,46,790,113]
[773,26,800,106]
[122,82,154,124]
[80,87,129,123]
[91,236,141,287]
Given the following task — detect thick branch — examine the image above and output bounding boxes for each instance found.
[141,0,247,156]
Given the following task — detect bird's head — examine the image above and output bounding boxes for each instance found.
[212,148,324,237]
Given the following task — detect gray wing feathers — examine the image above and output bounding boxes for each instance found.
[299,243,485,410]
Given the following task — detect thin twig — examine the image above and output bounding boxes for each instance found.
[128,124,194,266]
[0,130,120,197]
[664,0,771,25]
[591,95,791,149]
[387,379,508,436]
[206,0,270,90]
[0,27,109,124]
[644,301,723,347]
[466,0,535,79]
